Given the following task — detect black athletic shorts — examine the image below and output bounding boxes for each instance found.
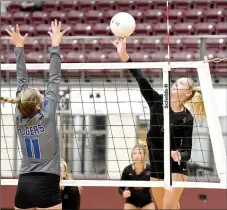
[150,160,188,180]
[15,172,62,209]
[126,194,153,208]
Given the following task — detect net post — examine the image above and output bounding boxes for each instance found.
[197,62,227,185]
[162,64,171,189]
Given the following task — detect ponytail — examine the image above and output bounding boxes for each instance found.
[0,96,21,104]
[185,87,206,120]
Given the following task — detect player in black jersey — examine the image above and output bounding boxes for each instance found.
[61,160,81,210]
[112,38,205,210]
[119,144,155,210]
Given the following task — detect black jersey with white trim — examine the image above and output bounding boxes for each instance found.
[127,58,194,162]
[118,164,151,196]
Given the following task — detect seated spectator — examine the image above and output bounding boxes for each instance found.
[1,1,11,14]
[21,0,42,11]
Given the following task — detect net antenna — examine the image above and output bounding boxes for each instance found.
[1,59,226,189]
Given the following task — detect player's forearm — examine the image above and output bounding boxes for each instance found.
[45,46,61,102]
[15,47,28,96]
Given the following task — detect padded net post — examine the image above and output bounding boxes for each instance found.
[197,62,227,185]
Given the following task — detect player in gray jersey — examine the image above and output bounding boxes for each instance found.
[1,20,67,209]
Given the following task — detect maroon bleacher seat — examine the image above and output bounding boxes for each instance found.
[1,12,12,25]
[1,25,10,37]
[26,52,45,63]
[84,10,103,24]
[193,1,211,9]
[127,10,143,22]
[35,24,51,36]
[184,9,204,23]
[114,0,133,11]
[67,10,84,24]
[144,9,164,23]
[214,1,227,9]
[173,1,192,10]
[214,51,227,76]
[42,1,58,12]
[60,39,83,53]
[93,24,110,35]
[141,38,161,53]
[168,9,184,24]
[23,38,39,53]
[61,24,73,36]
[59,0,77,12]
[83,39,99,52]
[172,51,194,62]
[65,52,85,63]
[1,53,6,63]
[153,23,172,35]
[12,12,30,24]
[19,24,36,36]
[204,9,224,23]
[31,11,48,25]
[162,37,183,52]
[195,23,215,35]
[134,23,152,35]
[99,39,115,53]
[151,52,169,62]
[72,24,92,36]
[86,51,107,62]
[216,23,227,35]
[107,52,121,62]
[206,50,217,61]
[182,38,201,52]
[206,38,226,51]
[153,1,173,10]
[49,11,66,23]
[76,0,95,11]
[95,0,114,11]
[103,10,121,22]
[8,52,16,63]
[174,23,195,35]
[38,39,52,51]
[125,38,141,52]
[7,2,21,12]
[130,52,151,62]
[133,0,152,11]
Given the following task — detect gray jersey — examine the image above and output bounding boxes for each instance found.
[14,47,61,176]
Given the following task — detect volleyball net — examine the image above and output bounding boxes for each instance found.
[1,60,226,189]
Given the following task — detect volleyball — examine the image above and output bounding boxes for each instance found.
[110,12,136,38]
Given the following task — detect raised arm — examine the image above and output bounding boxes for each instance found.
[111,38,161,107]
[5,25,28,96]
[43,20,67,113]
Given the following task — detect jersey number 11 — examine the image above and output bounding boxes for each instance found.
[24,138,41,159]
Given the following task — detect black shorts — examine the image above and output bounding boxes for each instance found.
[126,194,153,208]
[15,172,62,209]
[150,160,188,180]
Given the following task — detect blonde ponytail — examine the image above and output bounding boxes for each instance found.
[132,142,148,162]
[0,96,21,104]
[185,87,206,120]
[61,159,71,180]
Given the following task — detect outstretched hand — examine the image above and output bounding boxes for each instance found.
[48,19,67,47]
[111,37,129,62]
[5,24,28,47]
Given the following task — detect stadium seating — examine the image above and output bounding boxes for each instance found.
[1,0,226,76]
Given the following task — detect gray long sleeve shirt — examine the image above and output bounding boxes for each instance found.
[15,47,61,176]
